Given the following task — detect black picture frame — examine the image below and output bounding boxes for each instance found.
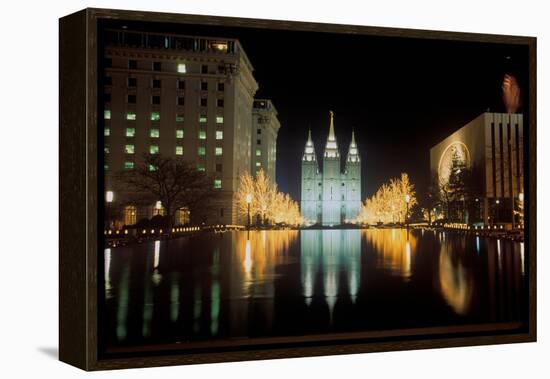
[59,8,536,371]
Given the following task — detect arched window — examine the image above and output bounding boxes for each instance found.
[124,205,137,225]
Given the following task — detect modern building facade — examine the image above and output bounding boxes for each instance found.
[251,99,280,180]
[430,112,524,226]
[102,28,279,227]
[301,112,362,226]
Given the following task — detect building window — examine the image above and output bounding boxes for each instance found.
[150,112,161,121]
[104,110,111,120]
[128,77,137,87]
[201,81,208,91]
[125,144,135,154]
[216,131,223,140]
[104,128,110,136]
[257,128,262,134]
[257,139,261,145]
[199,115,207,123]
[198,147,206,156]
[217,98,224,107]
[125,128,135,137]
[148,164,157,171]
[104,76,112,86]
[256,149,262,156]
[104,164,109,171]
[178,79,185,90]
[216,163,222,172]
[178,96,185,106]
[126,112,137,121]
[127,94,136,104]
[176,114,184,122]
[149,129,160,138]
[216,116,224,124]
[128,59,137,69]
[104,93,111,103]
[217,82,224,91]
[176,146,184,155]
[152,79,161,88]
[124,161,134,170]
[197,163,205,171]
[201,65,208,74]
[124,205,137,225]
[152,95,161,105]
[256,162,261,167]
[200,98,207,107]
[149,145,159,154]
[198,130,207,140]
[214,179,222,189]
[153,61,162,71]
[177,63,186,73]
[104,58,112,68]
[176,129,184,139]
[215,147,223,156]
[104,145,110,154]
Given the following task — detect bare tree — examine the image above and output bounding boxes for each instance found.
[117,154,218,231]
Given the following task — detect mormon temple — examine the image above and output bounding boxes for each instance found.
[300,111,362,225]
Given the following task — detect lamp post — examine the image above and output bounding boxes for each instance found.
[246,193,252,229]
[106,191,114,229]
[405,194,410,229]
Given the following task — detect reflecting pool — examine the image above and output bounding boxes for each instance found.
[101,229,526,350]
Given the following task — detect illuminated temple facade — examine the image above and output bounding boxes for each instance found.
[300,112,362,225]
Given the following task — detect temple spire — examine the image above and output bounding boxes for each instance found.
[303,127,316,162]
[347,128,360,163]
[324,110,339,158]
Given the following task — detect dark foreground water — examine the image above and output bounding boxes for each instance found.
[101,229,526,350]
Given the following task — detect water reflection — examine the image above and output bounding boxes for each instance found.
[103,228,526,349]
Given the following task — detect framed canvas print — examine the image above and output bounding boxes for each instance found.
[59,8,536,371]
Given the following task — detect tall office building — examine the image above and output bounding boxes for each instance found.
[300,112,362,225]
[251,99,280,180]
[102,28,275,226]
[430,112,524,226]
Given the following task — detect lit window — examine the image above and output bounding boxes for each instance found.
[198,147,206,156]
[256,149,261,156]
[150,112,160,121]
[177,63,186,73]
[199,130,206,140]
[199,115,207,123]
[175,146,183,155]
[176,129,184,139]
[197,163,205,171]
[150,129,160,138]
[126,112,136,121]
[216,131,223,140]
[214,179,222,189]
[104,128,110,136]
[216,116,224,124]
[150,145,159,154]
[104,110,111,119]
[124,161,134,170]
[215,147,223,156]
[125,127,135,137]
[104,164,109,171]
[256,162,261,167]
[176,114,184,122]
[125,144,135,154]
[148,164,157,171]
[104,145,110,154]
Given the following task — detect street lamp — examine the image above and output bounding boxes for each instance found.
[105,191,114,229]
[246,193,252,229]
[106,191,114,203]
[405,194,411,228]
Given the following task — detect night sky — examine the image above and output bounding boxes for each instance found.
[102,19,529,202]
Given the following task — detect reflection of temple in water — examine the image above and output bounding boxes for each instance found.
[300,230,361,320]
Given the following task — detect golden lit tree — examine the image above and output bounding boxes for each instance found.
[355,172,417,225]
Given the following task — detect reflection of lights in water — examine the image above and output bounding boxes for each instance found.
[153,240,160,269]
[520,242,525,275]
[193,286,201,333]
[421,228,424,236]
[392,229,396,240]
[304,268,313,305]
[324,270,337,318]
[261,230,266,245]
[244,239,252,275]
[438,245,473,315]
[210,281,220,336]
[116,267,129,341]
[476,236,480,255]
[104,248,112,298]
[497,239,502,271]
[348,264,358,302]
[363,229,416,280]
[405,240,411,277]
[170,275,179,323]
[142,274,154,337]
